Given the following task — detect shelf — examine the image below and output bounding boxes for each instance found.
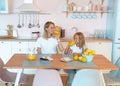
[64,0,111,17]
[63,11,110,13]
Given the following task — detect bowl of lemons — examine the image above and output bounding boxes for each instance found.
[82,54,94,62]
[82,49,96,62]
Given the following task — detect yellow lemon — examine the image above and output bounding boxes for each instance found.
[91,50,96,55]
[78,56,83,61]
[73,54,79,61]
[85,48,91,52]
[54,31,60,36]
[69,41,75,46]
[28,55,36,61]
[88,52,93,56]
[81,57,87,63]
[84,51,89,55]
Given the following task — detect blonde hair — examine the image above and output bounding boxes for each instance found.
[74,32,85,48]
[43,21,55,38]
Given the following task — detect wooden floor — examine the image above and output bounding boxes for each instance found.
[0,74,69,86]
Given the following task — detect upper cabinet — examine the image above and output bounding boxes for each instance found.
[63,0,109,17]
[0,0,9,13]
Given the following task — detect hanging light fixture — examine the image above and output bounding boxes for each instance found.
[17,0,40,12]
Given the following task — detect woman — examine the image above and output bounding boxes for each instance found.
[36,21,64,54]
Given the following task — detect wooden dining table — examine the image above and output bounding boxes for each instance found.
[4,54,118,86]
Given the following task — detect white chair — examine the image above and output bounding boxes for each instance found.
[103,57,120,86]
[33,69,63,86]
[71,69,106,86]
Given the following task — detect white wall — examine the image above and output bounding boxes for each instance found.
[0,0,108,39]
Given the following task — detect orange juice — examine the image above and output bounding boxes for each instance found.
[69,41,75,46]
[28,55,36,61]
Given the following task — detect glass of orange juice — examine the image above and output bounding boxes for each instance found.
[27,48,36,61]
[69,41,75,46]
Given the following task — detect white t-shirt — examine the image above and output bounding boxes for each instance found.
[70,44,86,53]
[36,37,58,54]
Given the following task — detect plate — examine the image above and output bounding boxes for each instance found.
[61,57,73,62]
[40,56,53,61]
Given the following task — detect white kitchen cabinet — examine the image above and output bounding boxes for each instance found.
[10,41,28,73]
[112,44,120,64]
[11,41,29,55]
[86,42,112,61]
[0,41,11,63]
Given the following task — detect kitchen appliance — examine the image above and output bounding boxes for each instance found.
[17,0,40,12]
[31,31,40,39]
[106,0,120,64]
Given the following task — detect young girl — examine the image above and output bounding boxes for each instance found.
[64,32,86,54]
[64,32,86,85]
[36,21,64,54]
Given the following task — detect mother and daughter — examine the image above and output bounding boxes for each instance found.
[36,21,87,85]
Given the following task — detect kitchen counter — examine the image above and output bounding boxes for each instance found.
[60,37,112,42]
[0,37,112,42]
[0,37,37,42]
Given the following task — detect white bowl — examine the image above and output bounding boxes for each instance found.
[61,57,73,62]
[82,54,94,62]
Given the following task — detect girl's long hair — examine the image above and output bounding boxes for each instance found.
[43,21,55,38]
[74,32,85,49]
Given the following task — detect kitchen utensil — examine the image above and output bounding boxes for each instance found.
[28,14,32,28]
[17,14,22,28]
[36,14,40,28]
[22,14,24,27]
[32,14,35,27]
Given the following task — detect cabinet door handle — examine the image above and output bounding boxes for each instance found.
[19,49,21,51]
[19,42,21,44]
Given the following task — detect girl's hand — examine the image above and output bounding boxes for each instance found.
[68,47,72,54]
[64,46,72,54]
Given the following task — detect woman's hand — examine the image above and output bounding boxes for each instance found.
[37,47,41,54]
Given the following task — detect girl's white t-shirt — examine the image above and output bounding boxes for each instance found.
[70,44,85,53]
[36,37,58,54]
